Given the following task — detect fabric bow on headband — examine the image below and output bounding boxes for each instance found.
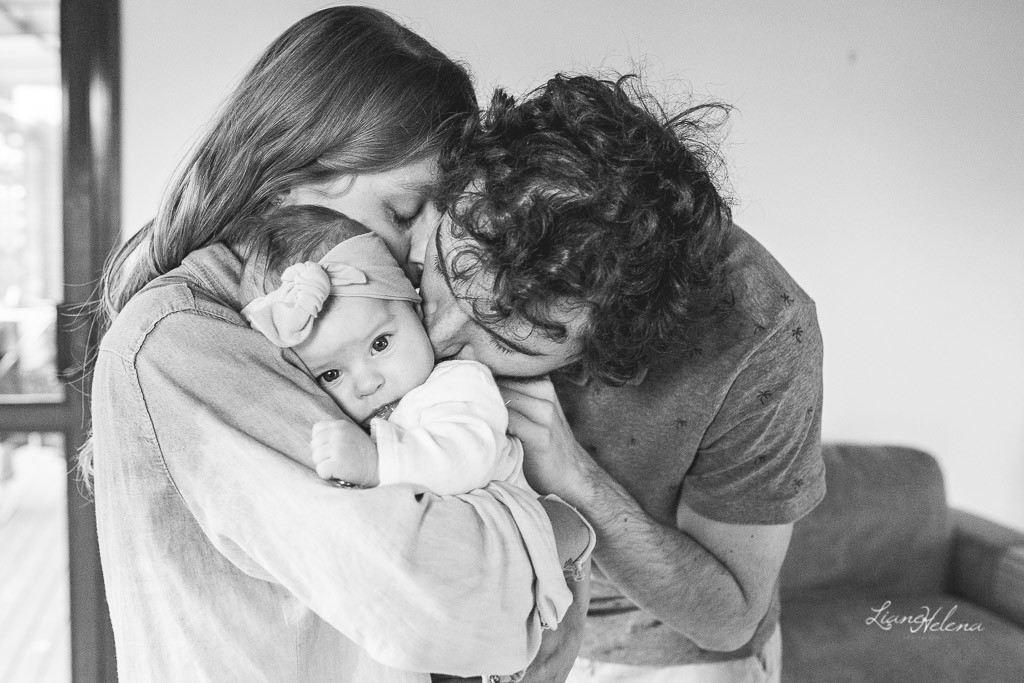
[241,232,419,347]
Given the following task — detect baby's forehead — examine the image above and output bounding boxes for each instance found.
[318,295,419,331]
[306,296,421,361]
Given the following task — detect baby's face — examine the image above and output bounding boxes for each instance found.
[295,297,434,423]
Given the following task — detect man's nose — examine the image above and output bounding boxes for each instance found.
[406,205,442,286]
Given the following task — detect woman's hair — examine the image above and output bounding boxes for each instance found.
[80,7,474,486]
[437,74,734,385]
[101,5,475,324]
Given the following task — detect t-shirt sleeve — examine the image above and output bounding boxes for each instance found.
[682,302,826,525]
[133,309,553,676]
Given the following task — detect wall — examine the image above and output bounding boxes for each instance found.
[122,0,1024,529]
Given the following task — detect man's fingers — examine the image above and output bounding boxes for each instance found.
[505,404,556,451]
[497,375,556,400]
[501,386,556,427]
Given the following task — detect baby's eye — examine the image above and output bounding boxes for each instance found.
[370,335,390,353]
[318,369,341,384]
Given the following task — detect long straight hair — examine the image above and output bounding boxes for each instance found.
[101,6,475,324]
[80,7,474,485]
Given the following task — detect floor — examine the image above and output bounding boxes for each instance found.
[0,440,71,683]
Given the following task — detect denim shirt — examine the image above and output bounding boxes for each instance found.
[91,243,579,682]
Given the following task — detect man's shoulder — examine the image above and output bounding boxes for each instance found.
[723,223,817,330]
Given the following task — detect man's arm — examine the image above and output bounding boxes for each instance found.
[501,377,791,651]
[570,457,790,650]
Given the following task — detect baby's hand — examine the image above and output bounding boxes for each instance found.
[311,420,380,487]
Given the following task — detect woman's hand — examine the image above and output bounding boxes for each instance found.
[310,419,380,486]
[522,555,591,682]
[429,558,592,683]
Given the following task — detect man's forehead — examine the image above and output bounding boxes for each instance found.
[434,217,588,353]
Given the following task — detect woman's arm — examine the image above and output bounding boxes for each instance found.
[132,310,584,676]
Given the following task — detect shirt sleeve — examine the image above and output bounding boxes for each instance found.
[373,361,510,495]
[133,310,554,676]
[682,302,826,525]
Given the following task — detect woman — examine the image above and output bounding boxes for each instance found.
[88,7,590,681]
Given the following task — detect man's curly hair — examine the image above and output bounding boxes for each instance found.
[437,74,735,385]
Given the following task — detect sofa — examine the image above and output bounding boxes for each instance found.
[779,443,1024,681]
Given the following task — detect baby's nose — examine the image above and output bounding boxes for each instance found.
[352,367,384,397]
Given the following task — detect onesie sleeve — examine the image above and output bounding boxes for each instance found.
[373,360,511,495]
[681,302,826,525]
[133,311,559,676]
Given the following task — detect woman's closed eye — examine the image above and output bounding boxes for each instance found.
[391,204,424,230]
[317,369,341,385]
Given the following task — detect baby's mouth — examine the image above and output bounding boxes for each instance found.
[359,400,401,430]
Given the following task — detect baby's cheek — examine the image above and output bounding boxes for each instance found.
[323,384,351,412]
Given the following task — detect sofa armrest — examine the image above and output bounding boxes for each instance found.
[949,508,1024,628]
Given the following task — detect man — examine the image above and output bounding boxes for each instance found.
[414,74,825,681]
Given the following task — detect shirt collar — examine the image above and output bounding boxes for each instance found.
[177,242,249,311]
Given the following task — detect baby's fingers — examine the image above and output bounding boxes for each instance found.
[311,420,343,447]
[315,457,343,481]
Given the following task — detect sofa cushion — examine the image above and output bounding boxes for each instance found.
[781,443,950,594]
[780,592,1024,682]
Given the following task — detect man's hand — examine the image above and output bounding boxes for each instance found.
[310,419,380,486]
[497,377,593,501]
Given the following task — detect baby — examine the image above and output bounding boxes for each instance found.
[238,204,594,681]
[240,204,560,497]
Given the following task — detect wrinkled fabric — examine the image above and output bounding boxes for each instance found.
[374,360,526,495]
[91,243,579,682]
[373,359,576,630]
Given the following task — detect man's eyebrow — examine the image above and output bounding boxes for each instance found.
[434,226,545,358]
